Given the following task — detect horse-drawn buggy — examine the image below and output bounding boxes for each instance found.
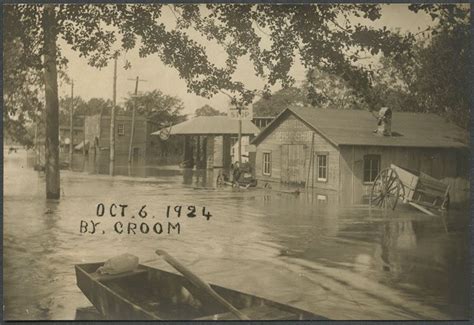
[369,164,450,216]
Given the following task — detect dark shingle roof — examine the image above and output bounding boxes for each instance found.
[252,106,468,148]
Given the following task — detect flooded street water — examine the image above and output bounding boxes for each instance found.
[3,149,470,320]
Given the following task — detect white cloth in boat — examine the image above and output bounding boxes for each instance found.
[97,253,139,275]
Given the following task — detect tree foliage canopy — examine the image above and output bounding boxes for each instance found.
[4,4,412,111]
[124,90,186,126]
[253,87,307,117]
[254,4,469,129]
[174,4,413,106]
[58,97,116,126]
[370,4,470,128]
[194,104,225,117]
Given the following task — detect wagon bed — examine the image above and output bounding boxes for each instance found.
[369,164,450,216]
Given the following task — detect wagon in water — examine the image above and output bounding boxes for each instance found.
[369,164,450,216]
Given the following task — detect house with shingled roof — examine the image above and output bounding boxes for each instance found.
[251,106,469,206]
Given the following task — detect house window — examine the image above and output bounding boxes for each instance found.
[263,152,271,176]
[117,123,125,136]
[316,153,328,182]
[364,154,381,183]
[317,194,327,204]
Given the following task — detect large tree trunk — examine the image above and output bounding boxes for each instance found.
[43,5,60,199]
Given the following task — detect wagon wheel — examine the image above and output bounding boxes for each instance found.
[370,168,402,210]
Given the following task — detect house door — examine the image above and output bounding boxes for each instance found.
[133,147,140,164]
[281,144,306,185]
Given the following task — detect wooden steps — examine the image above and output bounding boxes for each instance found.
[196,304,300,320]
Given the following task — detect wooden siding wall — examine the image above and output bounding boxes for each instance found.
[255,114,340,190]
[100,117,148,155]
[84,115,152,168]
[339,146,469,205]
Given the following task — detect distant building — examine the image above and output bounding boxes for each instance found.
[29,123,83,169]
[59,125,84,152]
[252,106,469,205]
[84,114,159,170]
[252,116,274,129]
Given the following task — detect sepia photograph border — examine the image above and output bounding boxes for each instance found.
[1,0,473,324]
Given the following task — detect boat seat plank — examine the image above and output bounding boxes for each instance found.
[91,269,148,282]
[196,304,299,320]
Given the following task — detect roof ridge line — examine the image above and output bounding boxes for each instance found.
[287,107,340,147]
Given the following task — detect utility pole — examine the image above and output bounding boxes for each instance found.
[82,114,86,171]
[69,80,74,170]
[238,119,242,164]
[34,122,38,166]
[109,56,117,175]
[82,114,86,157]
[127,76,146,164]
[237,105,243,165]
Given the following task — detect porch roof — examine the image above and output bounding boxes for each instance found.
[151,116,260,136]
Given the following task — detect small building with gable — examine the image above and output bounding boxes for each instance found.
[152,115,260,169]
[251,106,469,206]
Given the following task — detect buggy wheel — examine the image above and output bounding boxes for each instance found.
[370,168,402,210]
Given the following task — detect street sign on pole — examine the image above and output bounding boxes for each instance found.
[228,105,253,120]
[228,105,252,165]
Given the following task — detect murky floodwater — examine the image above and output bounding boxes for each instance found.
[3,149,470,320]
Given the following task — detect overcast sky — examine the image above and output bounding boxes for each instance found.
[58,4,433,117]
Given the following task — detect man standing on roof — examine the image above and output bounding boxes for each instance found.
[374,107,392,136]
